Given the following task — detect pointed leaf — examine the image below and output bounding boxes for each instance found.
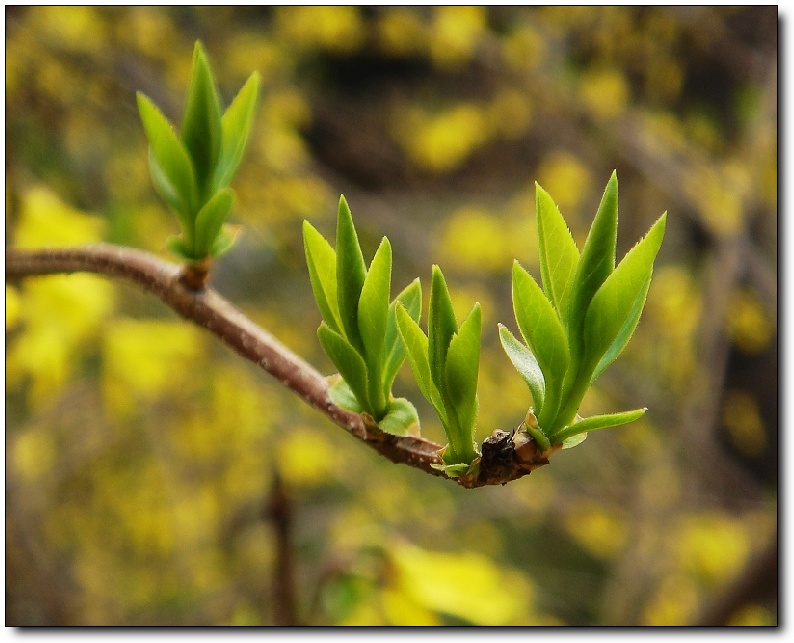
[194,188,234,257]
[215,71,261,190]
[395,304,446,424]
[378,397,421,437]
[584,213,666,378]
[553,408,646,444]
[382,278,421,394]
[148,150,191,231]
[358,237,392,416]
[138,92,197,217]
[512,261,569,424]
[428,265,458,394]
[498,324,545,413]
[565,171,618,358]
[336,195,367,352]
[592,274,651,382]
[536,183,580,315]
[444,303,481,410]
[358,237,392,366]
[303,221,343,334]
[561,432,588,449]
[444,303,482,458]
[317,323,371,415]
[181,42,222,195]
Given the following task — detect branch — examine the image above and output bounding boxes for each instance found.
[269,468,299,626]
[6,244,549,487]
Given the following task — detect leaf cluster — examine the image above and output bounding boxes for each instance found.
[137,41,260,263]
[500,172,667,449]
[396,266,482,477]
[303,196,422,435]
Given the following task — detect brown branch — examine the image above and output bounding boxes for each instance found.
[269,469,299,626]
[6,244,548,487]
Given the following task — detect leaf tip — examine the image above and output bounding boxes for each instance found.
[136,91,156,114]
[645,212,668,247]
[430,264,446,289]
[193,39,208,62]
[303,218,322,236]
[511,259,527,281]
[337,195,356,235]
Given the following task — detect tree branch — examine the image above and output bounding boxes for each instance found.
[269,468,299,626]
[6,244,548,487]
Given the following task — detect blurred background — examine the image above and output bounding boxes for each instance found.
[5,6,777,626]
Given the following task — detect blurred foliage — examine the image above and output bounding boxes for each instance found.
[6,6,777,626]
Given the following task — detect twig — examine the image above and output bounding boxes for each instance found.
[6,244,548,488]
[269,469,299,626]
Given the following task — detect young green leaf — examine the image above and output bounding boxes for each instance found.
[166,236,195,262]
[357,237,392,366]
[561,432,588,449]
[512,261,569,424]
[181,42,222,196]
[395,304,446,423]
[591,274,651,382]
[194,187,234,257]
[382,278,422,393]
[498,324,545,413]
[317,323,372,416]
[554,408,646,444]
[210,225,241,257]
[148,150,192,232]
[428,265,458,393]
[137,93,197,217]
[336,195,367,352]
[583,213,666,378]
[302,221,343,335]
[565,171,618,355]
[358,237,392,415]
[443,303,482,460]
[327,377,363,414]
[536,183,580,316]
[215,71,261,191]
[378,397,421,437]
